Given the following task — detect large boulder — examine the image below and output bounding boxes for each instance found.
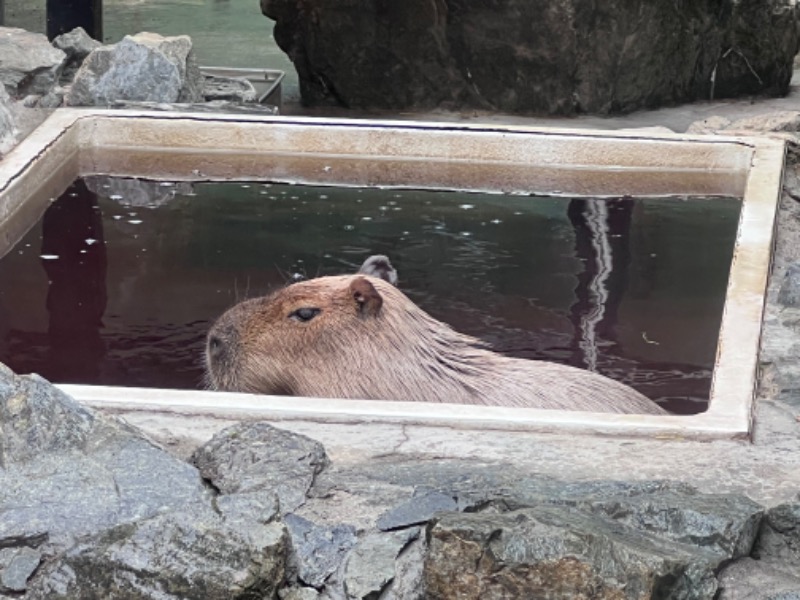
[66,32,203,106]
[261,0,800,114]
[0,27,66,98]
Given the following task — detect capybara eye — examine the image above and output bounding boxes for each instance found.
[290,307,321,322]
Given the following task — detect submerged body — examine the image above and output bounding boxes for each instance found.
[206,272,665,415]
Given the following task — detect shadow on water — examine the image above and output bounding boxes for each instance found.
[0,177,741,414]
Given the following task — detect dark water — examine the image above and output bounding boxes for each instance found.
[0,177,741,413]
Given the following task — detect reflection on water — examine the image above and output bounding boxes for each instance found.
[0,177,741,413]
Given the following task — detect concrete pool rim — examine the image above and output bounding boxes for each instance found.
[0,108,787,440]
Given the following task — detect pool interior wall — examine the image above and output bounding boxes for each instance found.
[0,109,786,439]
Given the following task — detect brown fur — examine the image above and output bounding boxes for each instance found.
[206,275,666,415]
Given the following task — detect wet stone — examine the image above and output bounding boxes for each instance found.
[191,421,330,514]
[284,513,358,589]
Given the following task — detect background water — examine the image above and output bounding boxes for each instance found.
[0,177,741,413]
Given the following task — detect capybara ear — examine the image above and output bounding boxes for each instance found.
[358,254,398,286]
[350,276,383,317]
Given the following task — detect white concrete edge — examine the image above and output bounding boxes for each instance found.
[706,139,786,428]
[57,385,750,441]
[0,108,785,440]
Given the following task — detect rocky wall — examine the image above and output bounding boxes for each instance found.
[260,0,800,114]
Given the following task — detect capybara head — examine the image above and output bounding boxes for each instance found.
[205,273,425,397]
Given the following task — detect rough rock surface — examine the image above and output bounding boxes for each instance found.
[52,27,101,81]
[0,364,288,598]
[0,85,18,155]
[191,421,330,514]
[0,27,66,98]
[66,31,203,106]
[260,0,799,114]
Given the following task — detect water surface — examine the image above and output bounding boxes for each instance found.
[0,177,741,413]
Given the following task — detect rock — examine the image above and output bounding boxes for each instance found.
[717,557,800,600]
[779,264,800,308]
[191,422,330,514]
[52,26,101,81]
[0,85,18,155]
[0,27,66,97]
[66,32,203,106]
[0,364,288,597]
[0,547,42,593]
[343,529,419,600]
[377,489,457,531]
[284,513,358,589]
[752,502,800,570]
[424,506,721,599]
[26,507,287,599]
[261,0,799,115]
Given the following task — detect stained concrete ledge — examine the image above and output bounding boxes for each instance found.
[0,108,786,440]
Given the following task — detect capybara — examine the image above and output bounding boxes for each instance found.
[205,266,666,415]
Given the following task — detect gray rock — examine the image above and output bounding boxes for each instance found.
[376,489,456,531]
[66,32,203,106]
[52,26,101,79]
[261,0,799,115]
[0,27,66,97]
[424,506,721,600]
[0,85,18,155]
[717,557,800,600]
[27,507,287,599]
[0,366,211,553]
[0,547,42,593]
[779,264,800,308]
[343,529,419,600]
[0,364,290,597]
[191,422,330,514]
[753,502,800,570]
[203,74,258,103]
[284,513,358,589]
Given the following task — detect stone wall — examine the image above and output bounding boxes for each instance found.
[260,0,800,114]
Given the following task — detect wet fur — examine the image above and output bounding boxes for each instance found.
[206,274,665,415]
